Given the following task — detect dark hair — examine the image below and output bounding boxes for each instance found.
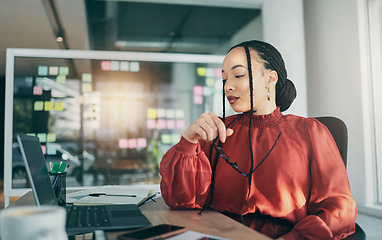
[230,40,297,112]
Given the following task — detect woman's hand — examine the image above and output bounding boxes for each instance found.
[182,112,234,143]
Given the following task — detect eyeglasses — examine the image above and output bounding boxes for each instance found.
[212,132,282,177]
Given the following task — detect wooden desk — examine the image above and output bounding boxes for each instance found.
[9,192,271,240]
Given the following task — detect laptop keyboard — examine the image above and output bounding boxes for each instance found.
[66,205,111,228]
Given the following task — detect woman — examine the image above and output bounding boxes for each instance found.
[159,40,356,239]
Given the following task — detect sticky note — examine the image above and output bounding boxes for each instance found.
[176,120,186,129]
[120,61,129,71]
[38,66,48,76]
[82,73,92,82]
[49,66,59,75]
[147,108,157,119]
[119,138,128,148]
[206,68,214,77]
[41,145,47,155]
[203,86,212,96]
[166,120,175,129]
[130,62,140,72]
[101,61,111,71]
[166,109,175,119]
[197,67,207,77]
[55,102,64,111]
[59,66,69,75]
[37,133,47,142]
[193,86,203,96]
[111,61,120,71]
[156,109,166,118]
[194,95,203,104]
[128,139,137,149]
[147,119,156,129]
[137,138,147,148]
[161,134,171,144]
[47,133,56,142]
[206,78,215,87]
[56,75,66,84]
[157,119,166,129]
[46,144,57,155]
[214,68,222,78]
[44,101,53,111]
[34,101,44,111]
[33,86,43,95]
[82,83,92,92]
[175,109,184,119]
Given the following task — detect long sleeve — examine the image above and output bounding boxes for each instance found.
[282,118,356,240]
[159,136,212,209]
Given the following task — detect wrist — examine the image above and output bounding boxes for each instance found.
[181,133,198,144]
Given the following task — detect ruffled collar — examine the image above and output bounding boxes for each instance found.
[237,107,285,128]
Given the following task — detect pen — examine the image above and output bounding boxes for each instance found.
[58,162,67,173]
[89,193,136,197]
[52,175,60,190]
[137,192,158,207]
[50,162,60,174]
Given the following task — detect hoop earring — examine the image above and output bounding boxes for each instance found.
[267,89,271,101]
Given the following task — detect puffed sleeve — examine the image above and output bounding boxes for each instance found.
[282,118,357,240]
[159,137,212,209]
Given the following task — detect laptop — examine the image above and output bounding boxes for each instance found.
[17,134,151,236]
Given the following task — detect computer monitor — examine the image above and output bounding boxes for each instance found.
[4,48,225,206]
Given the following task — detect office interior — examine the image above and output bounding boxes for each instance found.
[1,0,382,238]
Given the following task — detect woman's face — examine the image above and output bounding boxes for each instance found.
[222,46,276,114]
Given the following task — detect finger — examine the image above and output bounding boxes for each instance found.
[202,113,220,141]
[210,114,227,143]
[190,123,209,141]
[226,128,234,137]
[198,121,216,142]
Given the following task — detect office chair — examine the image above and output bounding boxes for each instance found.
[315,117,366,240]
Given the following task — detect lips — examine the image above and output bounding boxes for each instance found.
[227,96,239,104]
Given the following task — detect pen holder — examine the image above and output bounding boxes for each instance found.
[49,172,67,206]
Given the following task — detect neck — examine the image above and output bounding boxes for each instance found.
[253,105,276,115]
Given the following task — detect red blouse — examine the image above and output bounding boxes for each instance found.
[159,108,356,239]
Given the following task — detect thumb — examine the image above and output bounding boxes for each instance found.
[226,128,234,137]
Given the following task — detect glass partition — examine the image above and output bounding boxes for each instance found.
[4,49,224,205]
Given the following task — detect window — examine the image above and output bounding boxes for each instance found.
[370,0,382,205]
[362,0,382,209]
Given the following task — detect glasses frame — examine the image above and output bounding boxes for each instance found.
[212,132,282,177]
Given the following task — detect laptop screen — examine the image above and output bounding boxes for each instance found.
[17,134,57,206]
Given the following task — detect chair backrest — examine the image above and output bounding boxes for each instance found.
[315,116,366,240]
[315,116,348,167]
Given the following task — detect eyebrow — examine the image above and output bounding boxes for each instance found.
[222,64,246,73]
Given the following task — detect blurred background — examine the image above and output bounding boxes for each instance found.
[1,0,382,237]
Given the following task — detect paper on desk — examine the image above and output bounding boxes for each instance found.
[67,185,156,205]
[166,231,230,240]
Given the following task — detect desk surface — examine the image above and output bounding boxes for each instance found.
[10,192,270,240]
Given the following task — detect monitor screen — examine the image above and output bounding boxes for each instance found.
[4,49,225,201]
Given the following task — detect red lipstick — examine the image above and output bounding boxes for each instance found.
[227,96,239,104]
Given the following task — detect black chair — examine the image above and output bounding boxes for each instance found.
[315,117,366,240]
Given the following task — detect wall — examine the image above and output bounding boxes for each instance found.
[226,0,308,117]
[304,0,365,204]
[263,0,307,116]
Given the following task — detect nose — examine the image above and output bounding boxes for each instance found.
[224,78,234,93]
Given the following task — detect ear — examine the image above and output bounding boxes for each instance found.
[268,70,278,87]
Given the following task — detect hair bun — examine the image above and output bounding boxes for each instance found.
[276,79,297,112]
